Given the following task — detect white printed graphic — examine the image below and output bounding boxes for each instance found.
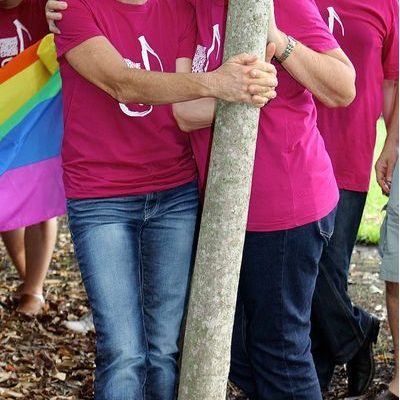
[119,35,164,118]
[192,45,207,73]
[192,24,221,73]
[0,37,18,58]
[327,6,345,36]
[0,19,32,67]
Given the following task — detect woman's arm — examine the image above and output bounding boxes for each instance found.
[376,80,399,195]
[267,2,356,108]
[64,36,274,106]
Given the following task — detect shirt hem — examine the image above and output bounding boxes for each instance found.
[246,199,338,233]
[65,174,197,199]
[337,181,370,193]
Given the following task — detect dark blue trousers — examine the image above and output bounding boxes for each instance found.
[311,189,374,390]
[229,209,336,400]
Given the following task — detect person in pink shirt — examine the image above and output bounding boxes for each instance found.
[50,0,277,398]
[310,1,399,397]
[173,0,355,398]
[0,0,59,316]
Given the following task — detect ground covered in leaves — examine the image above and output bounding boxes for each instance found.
[0,220,395,399]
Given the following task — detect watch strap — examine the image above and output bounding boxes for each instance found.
[275,35,297,64]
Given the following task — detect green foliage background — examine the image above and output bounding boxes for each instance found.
[357,119,387,245]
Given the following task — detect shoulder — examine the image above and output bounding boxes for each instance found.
[276,0,325,24]
[276,0,328,30]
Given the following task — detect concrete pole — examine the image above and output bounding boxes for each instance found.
[178,1,272,399]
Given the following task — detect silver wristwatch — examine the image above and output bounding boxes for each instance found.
[275,35,297,64]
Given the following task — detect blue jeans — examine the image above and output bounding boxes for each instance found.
[311,189,373,390]
[229,209,336,400]
[67,181,198,400]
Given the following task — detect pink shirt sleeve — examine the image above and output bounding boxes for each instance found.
[177,0,197,59]
[277,0,339,53]
[382,0,399,80]
[55,0,103,58]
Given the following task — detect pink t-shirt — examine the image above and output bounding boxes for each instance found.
[189,0,340,231]
[315,0,399,192]
[0,0,48,67]
[56,0,198,199]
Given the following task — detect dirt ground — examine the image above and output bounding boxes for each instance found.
[0,220,395,399]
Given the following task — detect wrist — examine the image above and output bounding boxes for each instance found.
[196,72,217,98]
[274,34,297,64]
[384,134,399,147]
[271,30,289,56]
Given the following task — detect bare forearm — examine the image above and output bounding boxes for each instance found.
[116,69,215,105]
[65,38,215,104]
[173,98,216,132]
[65,36,272,108]
[383,80,399,145]
[375,81,399,193]
[273,31,356,107]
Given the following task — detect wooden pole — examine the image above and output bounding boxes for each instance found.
[178,1,272,399]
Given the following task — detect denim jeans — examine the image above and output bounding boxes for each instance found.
[67,181,198,400]
[311,189,373,390]
[229,209,336,400]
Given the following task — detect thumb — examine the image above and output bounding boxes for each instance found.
[265,42,276,63]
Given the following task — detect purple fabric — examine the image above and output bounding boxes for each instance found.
[0,156,66,231]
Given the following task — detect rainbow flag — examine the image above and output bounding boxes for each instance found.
[0,34,66,231]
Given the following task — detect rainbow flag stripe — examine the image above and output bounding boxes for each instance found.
[0,34,65,231]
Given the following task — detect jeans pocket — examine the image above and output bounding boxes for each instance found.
[317,207,337,246]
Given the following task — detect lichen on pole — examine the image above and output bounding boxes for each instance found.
[178,1,272,399]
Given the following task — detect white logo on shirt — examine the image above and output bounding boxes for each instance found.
[327,6,345,36]
[119,35,164,118]
[0,19,32,67]
[192,24,221,73]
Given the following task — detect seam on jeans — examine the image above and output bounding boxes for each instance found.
[144,193,160,221]
[241,302,249,357]
[138,222,149,397]
[320,261,365,357]
[317,220,331,245]
[280,230,296,400]
[316,212,335,246]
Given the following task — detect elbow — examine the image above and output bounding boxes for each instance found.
[321,81,356,108]
[173,106,195,133]
[329,68,357,107]
[339,79,356,107]
[175,117,195,133]
[329,87,356,108]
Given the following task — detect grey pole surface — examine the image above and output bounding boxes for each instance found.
[178,1,271,399]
